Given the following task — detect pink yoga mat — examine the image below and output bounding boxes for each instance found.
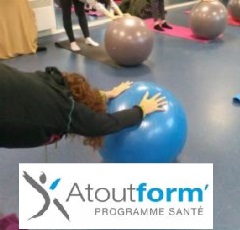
[145,19,214,43]
[228,16,240,26]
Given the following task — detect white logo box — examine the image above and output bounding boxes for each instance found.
[19,163,213,229]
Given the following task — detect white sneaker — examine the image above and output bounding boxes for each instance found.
[70,42,81,51]
[85,37,99,47]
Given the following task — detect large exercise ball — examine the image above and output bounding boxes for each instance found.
[190,0,228,39]
[104,16,154,66]
[100,82,187,163]
[228,0,240,21]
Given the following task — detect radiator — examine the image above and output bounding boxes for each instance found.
[29,0,56,32]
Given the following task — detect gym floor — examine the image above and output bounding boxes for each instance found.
[1,1,240,229]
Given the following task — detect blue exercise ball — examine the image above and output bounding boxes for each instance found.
[100,82,187,163]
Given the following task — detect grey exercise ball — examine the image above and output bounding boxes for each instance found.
[190,0,228,39]
[228,0,240,21]
[104,16,154,66]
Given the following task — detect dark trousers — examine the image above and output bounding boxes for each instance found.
[59,0,89,42]
[151,0,165,21]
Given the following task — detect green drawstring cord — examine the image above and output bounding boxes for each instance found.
[67,96,75,133]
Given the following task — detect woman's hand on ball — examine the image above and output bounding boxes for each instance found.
[139,92,167,116]
[105,81,133,99]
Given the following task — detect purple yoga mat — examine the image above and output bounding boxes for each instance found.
[0,214,28,230]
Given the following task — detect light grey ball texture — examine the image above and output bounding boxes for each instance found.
[104,16,154,66]
[190,0,228,39]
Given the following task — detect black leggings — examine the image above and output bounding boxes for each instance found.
[59,0,89,42]
[151,0,165,21]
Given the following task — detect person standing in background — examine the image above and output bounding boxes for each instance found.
[59,0,126,52]
[59,0,99,51]
[151,0,172,31]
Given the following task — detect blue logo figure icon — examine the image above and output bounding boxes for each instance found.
[23,171,69,221]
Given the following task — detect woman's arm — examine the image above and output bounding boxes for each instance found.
[110,0,124,16]
[86,0,123,19]
[71,91,167,137]
[101,81,133,100]
[72,103,143,136]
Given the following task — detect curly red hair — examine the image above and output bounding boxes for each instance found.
[62,72,106,150]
